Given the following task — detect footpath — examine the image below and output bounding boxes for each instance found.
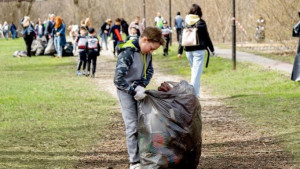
[215,47,294,74]
[76,49,296,169]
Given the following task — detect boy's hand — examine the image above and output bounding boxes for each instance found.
[134,86,146,101]
[178,54,182,59]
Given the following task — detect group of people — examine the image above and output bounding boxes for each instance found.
[0,21,18,40]
[20,14,66,58]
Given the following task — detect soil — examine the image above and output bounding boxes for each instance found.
[76,50,296,169]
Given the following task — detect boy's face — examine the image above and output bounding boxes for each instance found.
[131,28,137,34]
[140,37,160,54]
[80,29,86,35]
[116,21,120,25]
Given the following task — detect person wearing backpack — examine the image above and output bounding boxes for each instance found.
[177,4,215,97]
[86,27,100,78]
[20,16,36,57]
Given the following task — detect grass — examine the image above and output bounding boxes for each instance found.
[153,44,300,165]
[215,43,296,64]
[0,38,117,168]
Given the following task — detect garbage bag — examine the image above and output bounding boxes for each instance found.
[138,80,202,169]
[31,40,37,55]
[291,53,300,81]
[62,42,74,57]
[44,38,56,55]
[13,51,28,57]
[35,39,45,56]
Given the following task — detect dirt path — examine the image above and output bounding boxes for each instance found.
[77,50,295,169]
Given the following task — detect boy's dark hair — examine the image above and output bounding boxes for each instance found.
[189,4,202,18]
[80,26,87,31]
[88,27,95,34]
[141,27,165,46]
[177,11,181,15]
[115,18,121,22]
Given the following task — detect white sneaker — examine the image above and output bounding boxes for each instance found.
[130,163,141,169]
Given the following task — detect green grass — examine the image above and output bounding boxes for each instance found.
[153,44,300,165]
[0,38,117,168]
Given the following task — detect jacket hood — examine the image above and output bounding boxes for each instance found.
[185,14,200,26]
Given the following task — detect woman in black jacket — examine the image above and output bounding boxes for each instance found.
[178,4,215,97]
[20,16,36,57]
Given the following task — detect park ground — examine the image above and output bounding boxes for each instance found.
[0,38,299,168]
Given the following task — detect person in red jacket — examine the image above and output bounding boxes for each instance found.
[109,18,123,56]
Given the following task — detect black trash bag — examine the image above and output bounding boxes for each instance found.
[138,80,202,169]
[62,42,74,57]
[44,38,56,55]
[291,53,300,81]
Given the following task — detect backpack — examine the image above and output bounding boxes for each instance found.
[181,22,199,47]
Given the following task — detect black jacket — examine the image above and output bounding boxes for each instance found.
[178,19,214,54]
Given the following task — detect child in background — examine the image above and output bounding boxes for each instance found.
[86,28,100,78]
[127,27,139,41]
[161,20,172,56]
[74,26,88,76]
[114,27,165,169]
[109,18,123,56]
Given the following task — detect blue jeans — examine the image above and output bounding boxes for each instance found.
[100,33,108,49]
[11,30,17,39]
[186,50,205,97]
[54,36,63,57]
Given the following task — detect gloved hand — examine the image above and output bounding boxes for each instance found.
[134,86,146,101]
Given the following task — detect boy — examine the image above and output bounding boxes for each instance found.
[109,18,123,56]
[127,27,139,41]
[86,28,100,78]
[161,20,172,56]
[75,26,88,76]
[114,27,165,169]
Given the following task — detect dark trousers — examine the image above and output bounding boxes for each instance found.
[176,28,182,42]
[163,35,170,55]
[113,39,120,55]
[23,35,34,57]
[87,51,98,75]
[77,51,87,71]
[45,35,50,43]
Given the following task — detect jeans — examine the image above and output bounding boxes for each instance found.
[186,50,205,97]
[54,36,63,57]
[117,89,140,164]
[11,30,17,39]
[100,33,108,49]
